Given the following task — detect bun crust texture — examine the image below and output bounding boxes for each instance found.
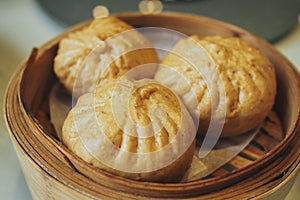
[155,35,276,137]
[62,78,196,182]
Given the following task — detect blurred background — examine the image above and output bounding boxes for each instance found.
[0,0,299,199]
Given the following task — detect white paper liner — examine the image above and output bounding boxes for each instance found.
[49,83,72,140]
[182,128,259,182]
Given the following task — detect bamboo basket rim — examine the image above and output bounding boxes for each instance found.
[255,158,300,199]
[4,12,300,198]
[19,10,300,188]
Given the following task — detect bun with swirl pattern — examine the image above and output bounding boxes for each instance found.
[62,78,196,182]
[54,17,158,97]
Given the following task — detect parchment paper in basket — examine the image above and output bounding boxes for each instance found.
[182,127,259,182]
[49,83,73,140]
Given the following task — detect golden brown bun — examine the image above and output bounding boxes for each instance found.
[62,78,196,182]
[155,35,276,137]
[54,17,158,97]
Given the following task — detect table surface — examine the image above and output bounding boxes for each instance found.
[0,0,299,199]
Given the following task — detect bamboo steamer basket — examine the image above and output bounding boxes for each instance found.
[4,13,300,199]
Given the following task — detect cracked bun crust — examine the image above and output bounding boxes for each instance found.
[155,35,276,137]
[54,17,158,97]
[62,78,196,182]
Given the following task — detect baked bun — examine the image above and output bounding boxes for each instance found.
[155,35,276,137]
[62,78,196,182]
[54,17,158,97]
